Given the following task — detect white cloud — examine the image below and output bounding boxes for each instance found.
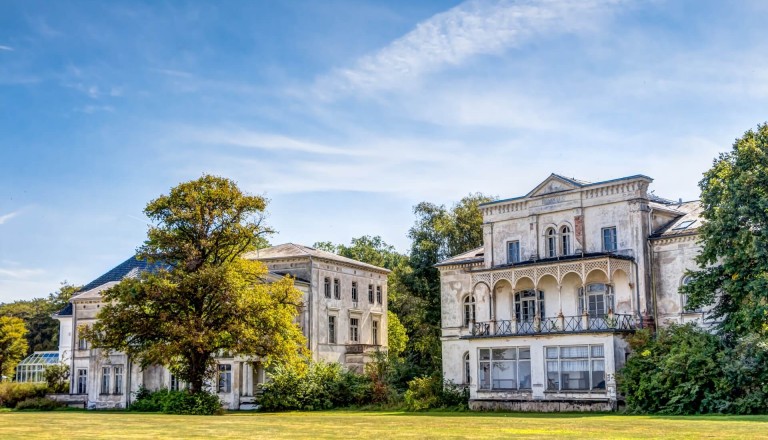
[0,45,13,52]
[317,0,623,96]
[0,267,44,279]
[0,211,19,225]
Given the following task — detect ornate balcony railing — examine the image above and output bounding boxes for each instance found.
[469,313,636,337]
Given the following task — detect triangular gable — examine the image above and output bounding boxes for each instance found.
[527,174,586,198]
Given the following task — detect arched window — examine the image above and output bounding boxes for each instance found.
[578,283,614,317]
[463,295,476,326]
[560,225,571,256]
[463,352,471,384]
[514,290,545,333]
[545,228,557,258]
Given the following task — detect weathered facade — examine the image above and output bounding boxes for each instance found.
[53,243,389,409]
[438,174,704,411]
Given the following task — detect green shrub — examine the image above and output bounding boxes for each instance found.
[43,363,70,394]
[129,387,222,415]
[404,375,468,411]
[0,383,48,409]
[15,397,64,411]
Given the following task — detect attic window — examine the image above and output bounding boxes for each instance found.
[672,220,695,230]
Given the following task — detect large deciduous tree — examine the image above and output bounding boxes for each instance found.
[85,175,307,393]
[682,123,768,338]
[0,316,28,380]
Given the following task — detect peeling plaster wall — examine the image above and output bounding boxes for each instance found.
[652,236,708,326]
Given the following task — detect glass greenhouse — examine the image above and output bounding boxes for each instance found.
[14,351,60,383]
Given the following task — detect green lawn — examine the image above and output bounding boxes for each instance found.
[1,411,767,439]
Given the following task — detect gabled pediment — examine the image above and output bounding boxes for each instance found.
[527,174,587,198]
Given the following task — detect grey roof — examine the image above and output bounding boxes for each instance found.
[244,243,391,274]
[435,247,485,267]
[651,201,703,238]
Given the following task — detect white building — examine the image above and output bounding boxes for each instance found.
[53,243,389,409]
[437,174,704,411]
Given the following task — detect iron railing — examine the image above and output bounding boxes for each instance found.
[469,314,636,337]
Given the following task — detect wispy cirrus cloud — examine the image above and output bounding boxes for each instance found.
[0,267,45,279]
[317,0,624,96]
[0,211,20,225]
[0,45,13,52]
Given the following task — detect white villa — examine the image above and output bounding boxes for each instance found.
[437,174,704,411]
[53,243,389,409]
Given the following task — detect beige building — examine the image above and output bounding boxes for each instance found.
[54,243,389,409]
[437,174,705,411]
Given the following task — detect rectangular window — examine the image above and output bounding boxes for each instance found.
[477,347,531,390]
[350,318,359,342]
[602,227,617,252]
[113,366,124,395]
[218,364,232,393]
[507,241,520,264]
[372,320,379,345]
[546,344,605,392]
[78,336,88,350]
[376,286,382,304]
[368,284,374,304]
[101,367,111,395]
[328,316,337,344]
[170,374,180,392]
[324,277,331,298]
[77,369,87,394]
[333,278,340,299]
[351,282,358,302]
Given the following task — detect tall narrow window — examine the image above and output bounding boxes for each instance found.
[545,228,557,258]
[170,374,180,392]
[333,278,340,299]
[463,352,471,385]
[514,290,545,333]
[217,364,232,393]
[328,316,337,344]
[351,282,358,302]
[560,226,571,255]
[372,320,379,345]
[602,227,617,252]
[376,286,382,304]
[578,283,614,317]
[113,366,123,395]
[507,241,520,264]
[78,336,88,350]
[463,295,476,326]
[350,318,359,342]
[324,277,331,298]
[101,367,111,394]
[77,369,87,394]
[680,275,700,313]
[368,284,374,304]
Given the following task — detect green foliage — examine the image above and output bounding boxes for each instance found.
[129,387,223,415]
[0,316,28,380]
[0,283,78,355]
[0,382,47,408]
[404,375,469,411]
[619,324,768,414]
[14,397,64,411]
[43,363,70,393]
[681,123,768,337]
[386,311,408,358]
[85,175,307,393]
[260,361,377,411]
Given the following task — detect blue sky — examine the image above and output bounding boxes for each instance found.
[1,0,767,302]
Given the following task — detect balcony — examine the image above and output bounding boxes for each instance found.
[467,313,637,338]
[345,344,381,354]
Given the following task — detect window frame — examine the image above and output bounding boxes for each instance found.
[464,352,471,385]
[113,365,124,395]
[545,227,557,258]
[560,225,571,255]
[507,240,520,264]
[328,315,337,344]
[351,281,358,302]
[545,344,605,392]
[372,320,379,345]
[376,285,382,304]
[77,369,87,394]
[218,364,232,393]
[477,347,532,391]
[368,284,374,304]
[100,367,111,395]
[602,226,617,252]
[680,275,701,313]
[349,317,359,343]
[463,295,476,327]
[324,277,331,298]
[333,278,340,299]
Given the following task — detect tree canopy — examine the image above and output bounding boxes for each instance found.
[85,175,306,393]
[683,123,768,338]
[0,316,28,380]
